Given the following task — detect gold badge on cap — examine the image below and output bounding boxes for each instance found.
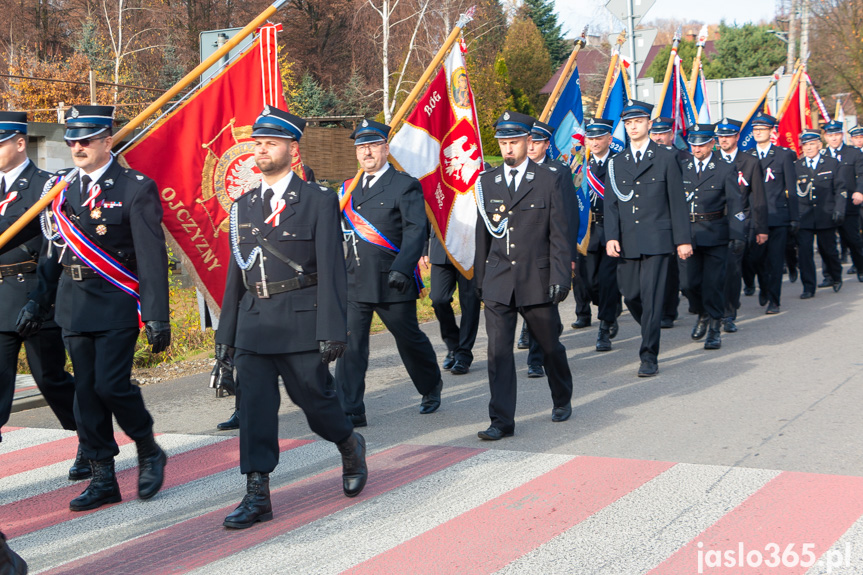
[95,224,107,236]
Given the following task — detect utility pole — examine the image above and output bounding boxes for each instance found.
[626,0,637,94]
[800,0,809,64]
[786,0,798,71]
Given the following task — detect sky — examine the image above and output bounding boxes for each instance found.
[554,0,778,37]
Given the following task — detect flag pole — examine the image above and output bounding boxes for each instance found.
[0,0,291,251]
[539,26,588,123]
[777,63,804,122]
[740,65,785,127]
[340,7,477,211]
[594,31,626,118]
[688,25,708,95]
[654,28,682,119]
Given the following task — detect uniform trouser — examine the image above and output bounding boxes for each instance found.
[750,225,789,307]
[573,255,591,321]
[484,299,572,433]
[0,327,76,434]
[724,245,744,319]
[662,253,680,320]
[335,300,441,415]
[63,328,153,461]
[798,227,842,294]
[617,254,669,364]
[235,349,352,474]
[430,262,481,365]
[837,212,863,272]
[785,231,799,277]
[679,244,729,320]
[584,244,622,323]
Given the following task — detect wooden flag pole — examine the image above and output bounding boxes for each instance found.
[340,7,477,211]
[740,65,785,127]
[539,27,588,123]
[777,64,805,122]
[0,0,291,250]
[654,28,682,119]
[595,31,626,119]
[688,25,708,95]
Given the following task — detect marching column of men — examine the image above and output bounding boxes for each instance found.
[822,121,863,284]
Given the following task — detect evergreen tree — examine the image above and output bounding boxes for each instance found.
[520,0,568,69]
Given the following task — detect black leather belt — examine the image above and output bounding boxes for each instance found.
[249,273,318,298]
[0,261,37,277]
[591,211,604,224]
[63,264,101,281]
[689,211,724,223]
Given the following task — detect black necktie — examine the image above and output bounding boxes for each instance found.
[80,175,92,203]
[507,169,517,196]
[263,188,274,220]
[0,176,6,199]
[635,150,642,164]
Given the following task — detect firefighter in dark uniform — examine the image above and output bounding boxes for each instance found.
[0,112,83,479]
[334,119,443,427]
[582,118,622,351]
[850,125,863,149]
[605,101,691,376]
[648,117,683,328]
[474,111,573,440]
[678,124,745,350]
[39,105,170,511]
[794,129,847,298]
[216,108,366,529]
[715,118,768,328]
[748,112,799,313]
[822,120,863,283]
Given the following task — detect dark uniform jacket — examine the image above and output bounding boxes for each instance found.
[749,144,799,227]
[0,161,57,331]
[604,140,690,258]
[474,159,570,307]
[586,152,613,251]
[825,144,863,214]
[680,152,745,247]
[729,151,768,236]
[537,156,580,259]
[343,165,426,303]
[217,177,347,355]
[794,155,847,230]
[48,160,169,331]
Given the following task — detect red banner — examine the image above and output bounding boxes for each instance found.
[777,81,803,156]
[122,25,287,308]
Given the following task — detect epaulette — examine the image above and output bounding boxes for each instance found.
[55,168,71,176]
[122,168,149,182]
[546,165,558,172]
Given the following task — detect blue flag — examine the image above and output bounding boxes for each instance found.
[738,92,768,151]
[548,66,590,250]
[658,56,697,148]
[693,69,711,122]
[600,69,628,154]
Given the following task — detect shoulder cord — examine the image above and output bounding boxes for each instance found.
[608,158,633,203]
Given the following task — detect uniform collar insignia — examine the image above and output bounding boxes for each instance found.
[103,178,113,187]
[687,162,694,170]
[707,162,714,169]
[525,171,534,181]
[495,174,502,184]
[646,149,654,158]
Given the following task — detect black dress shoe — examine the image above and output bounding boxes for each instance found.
[527,364,544,378]
[608,319,619,339]
[758,292,768,306]
[217,409,240,431]
[858,273,863,283]
[833,281,842,293]
[336,432,368,497]
[517,323,530,349]
[551,404,572,422]
[800,291,814,299]
[136,436,167,500]
[223,472,272,529]
[70,458,122,511]
[721,318,737,333]
[68,445,92,481]
[691,314,709,340]
[743,286,755,296]
[571,317,591,329]
[419,380,443,414]
[704,319,722,350]
[818,277,833,288]
[637,361,658,377]
[849,265,858,275]
[450,360,469,375]
[442,350,455,370]
[595,322,612,352]
[788,268,798,283]
[660,317,674,329]
[0,531,28,575]
[477,426,513,440]
[766,302,781,314]
[347,412,367,427]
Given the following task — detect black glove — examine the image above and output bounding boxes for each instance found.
[320,340,347,364]
[387,270,410,293]
[548,284,570,305]
[16,300,45,338]
[475,287,483,300]
[789,220,800,235]
[729,239,745,255]
[214,343,235,369]
[833,212,845,226]
[145,321,171,354]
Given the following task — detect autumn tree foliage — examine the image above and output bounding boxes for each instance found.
[502,18,551,114]
[809,0,863,108]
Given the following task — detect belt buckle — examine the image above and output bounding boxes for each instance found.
[70,265,83,281]
[255,281,270,298]
[689,214,696,223]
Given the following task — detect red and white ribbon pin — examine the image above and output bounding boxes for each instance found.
[738,171,749,187]
[264,198,286,227]
[82,184,102,209]
[0,191,18,216]
[764,167,775,183]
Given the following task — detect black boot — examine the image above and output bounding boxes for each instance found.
[0,531,27,575]
[419,380,442,414]
[68,445,92,481]
[217,409,240,431]
[517,323,529,349]
[595,321,612,352]
[337,432,368,498]
[70,458,121,511]
[691,314,709,340]
[223,472,273,529]
[136,435,167,500]
[704,319,722,350]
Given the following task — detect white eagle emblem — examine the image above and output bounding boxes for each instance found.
[442,136,481,184]
[226,156,262,198]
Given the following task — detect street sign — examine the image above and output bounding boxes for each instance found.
[605,0,657,26]
[199,28,255,83]
[607,27,658,68]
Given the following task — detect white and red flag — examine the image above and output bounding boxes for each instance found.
[388,39,483,277]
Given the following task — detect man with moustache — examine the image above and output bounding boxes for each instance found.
[604,101,691,376]
[822,120,863,283]
[334,119,442,427]
[715,118,768,328]
[474,111,573,440]
[216,107,366,529]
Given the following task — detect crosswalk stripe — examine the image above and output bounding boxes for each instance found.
[0,434,133,480]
